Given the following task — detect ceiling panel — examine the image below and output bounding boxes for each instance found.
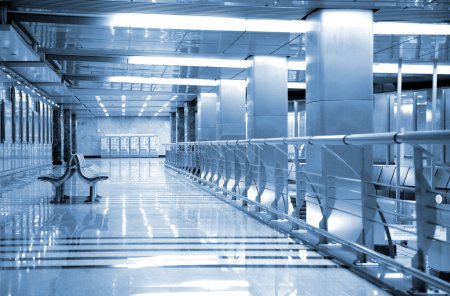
[0,25,40,62]
[4,0,450,116]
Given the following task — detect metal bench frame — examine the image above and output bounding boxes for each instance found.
[73,153,109,202]
[38,156,76,203]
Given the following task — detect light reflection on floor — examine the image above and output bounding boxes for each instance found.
[0,158,391,296]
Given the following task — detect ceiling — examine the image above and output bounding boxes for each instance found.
[1,0,449,117]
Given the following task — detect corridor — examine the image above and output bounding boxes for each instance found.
[0,158,390,295]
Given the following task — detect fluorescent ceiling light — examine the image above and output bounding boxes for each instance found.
[122,103,126,108]
[373,63,450,75]
[108,76,220,87]
[128,56,249,69]
[158,108,163,112]
[374,22,450,35]
[163,103,169,107]
[109,14,308,33]
[99,103,105,108]
[129,56,304,70]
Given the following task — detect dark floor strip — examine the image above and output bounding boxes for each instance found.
[0,264,341,270]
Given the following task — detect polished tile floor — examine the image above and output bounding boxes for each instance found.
[0,158,391,296]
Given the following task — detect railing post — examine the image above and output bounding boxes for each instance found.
[412,146,436,293]
[242,146,252,207]
[359,145,376,264]
[319,175,333,244]
[293,144,306,230]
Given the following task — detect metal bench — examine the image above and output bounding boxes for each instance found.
[73,153,109,203]
[38,156,76,203]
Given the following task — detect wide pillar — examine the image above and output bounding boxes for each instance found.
[63,109,72,163]
[170,112,176,143]
[217,80,247,192]
[305,10,374,248]
[246,56,288,217]
[185,100,196,142]
[217,80,246,140]
[176,107,185,143]
[197,93,217,141]
[52,107,62,165]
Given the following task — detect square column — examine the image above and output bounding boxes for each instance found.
[52,107,62,165]
[63,109,72,163]
[71,113,77,154]
[185,100,196,142]
[217,80,247,192]
[305,10,374,249]
[176,107,185,143]
[217,80,246,140]
[170,112,176,143]
[197,93,217,141]
[246,56,288,217]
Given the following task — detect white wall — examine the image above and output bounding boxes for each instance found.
[76,116,170,156]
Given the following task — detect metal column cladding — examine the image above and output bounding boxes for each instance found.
[185,100,196,142]
[197,93,218,141]
[63,109,72,162]
[176,107,185,143]
[246,56,288,218]
[217,80,246,140]
[305,10,374,245]
[170,112,176,143]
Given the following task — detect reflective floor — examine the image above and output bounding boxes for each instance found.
[0,158,391,296]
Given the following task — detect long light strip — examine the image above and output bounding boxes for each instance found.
[109,14,309,33]
[374,22,450,36]
[374,63,450,75]
[128,56,250,69]
[128,56,304,70]
[109,14,450,35]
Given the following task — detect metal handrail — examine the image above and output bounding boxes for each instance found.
[172,130,450,147]
[166,163,450,293]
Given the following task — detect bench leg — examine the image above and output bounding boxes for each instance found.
[54,184,64,203]
[85,185,99,203]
